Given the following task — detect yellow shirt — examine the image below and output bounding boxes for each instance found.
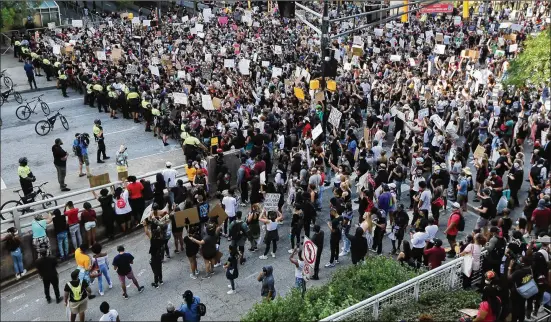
[185,165,197,183]
[75,248,90,269]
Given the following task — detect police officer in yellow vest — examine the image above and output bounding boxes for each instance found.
[30,51,43,77]
[142,95,153,132]
[92,81,104,111]
[107,84,119,119]
[126,88,140,123]
[17,157,36,201]
[42,57,52,81]
[58,69,69,97]
[14,39,21,61]
[85,82,94,106]
[53,61,61,77]
[20,46,30,62]
[118,82,130,119]
[93,119,109,163]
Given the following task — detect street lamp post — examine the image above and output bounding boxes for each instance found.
[321,0,330,134]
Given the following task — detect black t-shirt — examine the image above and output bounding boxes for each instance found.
[511,267,534,292]
[64,280,89,302]
[35,256,57,279]
[184,236,200,257]
[53,215,68,234]
[112,253,134,276]
[480,197,495,219]
[495,156,508,176]
[202,235,217,259]
[330,217,342,239]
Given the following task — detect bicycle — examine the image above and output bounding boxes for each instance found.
[0,87,23,107]
[0,69,14,88]
[35,107,69,136]
[16,94,51,120]
[0,182,57,221]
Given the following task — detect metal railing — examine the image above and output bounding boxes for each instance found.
[321,252,488,321]
[0,164,190,235]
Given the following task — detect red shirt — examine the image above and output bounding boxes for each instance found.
[81,209,96,223]
[447,211,461,236]
[302,123,312,138]
[65,208,80,225]
[423,246,446,269]
[127,181,144,200]
[532,208,551,229]
[478,300,500,322]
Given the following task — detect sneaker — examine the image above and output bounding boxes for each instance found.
[175,249,180,254]
[15,274,21,280]
[97,160,105,164]
[104,156,110,160]
[335,260,340,264]
[56,297,63,304]
[339,251,348,257]
[227,289,235,295]
[228,284,233,288]
[195,270,199,275]
[370,249,378,253]
[190,274,197,280]
[99,291,104,296]
[46,298,52,304]
[288,249,294,254]
[324,263,335,268]
[123,293,129,300]
[61,187,71,192]
[201,275,211,280]
[78,173,87,177]
[271,252,276,258]
[138,286,145,293]
[240,203,247,207]
[159,281,164,285]
[108,283,113,289]
[213,263,221,268]
[259,255,268,260]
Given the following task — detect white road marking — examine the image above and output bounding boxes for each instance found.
[70,112,100,119]
[45,98,81,105]
[31,318,40,321]
[127,147,180,161]
[137,268,146,277]
[12,304,28,315]
[245,273,258,280]
[104,127,137,136]
[8,293,25,303]
[1,178,6,190]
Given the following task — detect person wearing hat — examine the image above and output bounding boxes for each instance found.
[52,138,70,191]
[178,290,201,322]
[444,202,462,258]
[532,199,551,237]
[423,238,446,270]
[162,162,178,205]
[161,301,183,322]
[456,168,470,212]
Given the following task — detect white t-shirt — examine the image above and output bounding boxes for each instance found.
[99,309,119,322]
[115,190,132,215]
[425,224,438,239]
[162,168,178,188]
[222,196,237,217]
[295,260,305,278]
[411,232,429,249]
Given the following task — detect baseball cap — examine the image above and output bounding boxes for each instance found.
[432,238,443,247]
[166,161,172,167]
[451,202,460,209]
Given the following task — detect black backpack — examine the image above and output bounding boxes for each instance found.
[229,222,245,241]
[490,237,506,261]
[457,213,466,232]
[198,303,206,317]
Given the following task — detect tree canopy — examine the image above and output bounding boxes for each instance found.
[0,1,34,31]
[504,29,551,87]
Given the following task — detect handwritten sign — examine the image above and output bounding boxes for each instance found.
[126,65,140,75]
[173,93,188,105]
[264,193,281,211]
[312,124,323,140]
[96,51,106,60]
[328,108,342,129]
[473,145,485,159]
[202,94,215,110]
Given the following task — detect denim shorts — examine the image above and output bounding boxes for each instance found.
[84,221,96,231]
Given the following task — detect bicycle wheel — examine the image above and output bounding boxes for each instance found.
[14,92,23,104]
[35,120,51,136]
[41,102,51,116]
[41,194,57,209]
[16,105,32,120]
[3,76,13,88]
[0,200,23,221]
[61,116,69,130]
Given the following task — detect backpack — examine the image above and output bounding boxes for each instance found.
[489,237,506,261]
[466,176,474,191]
[456,212,466,232]
[73,142,82,156]
[116,197,127,209]
[67,281,83,301]
[198,303,207,316]
[229,222,245,241]
[241,165,251,181]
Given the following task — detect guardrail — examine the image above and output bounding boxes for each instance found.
[0,164,190,235]
[321,251,488,321]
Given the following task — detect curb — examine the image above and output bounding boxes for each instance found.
[17,85,58,95]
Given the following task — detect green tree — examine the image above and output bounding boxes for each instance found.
[0,1,35,31]
[504,29,551,87]
[115,0,134,10]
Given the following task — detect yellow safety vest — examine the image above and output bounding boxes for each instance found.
[43,59,50,65]
[18,165,31,178]
[93,125,102,136]
[30,52,38,59]
[15,41,21,46]
[126,92,139,100]
[93,84,103,92]
[151,108,161,116]
[54,62,61,68]
[108,90,117,99]
[141,100,151,109]
[59,74,67,80]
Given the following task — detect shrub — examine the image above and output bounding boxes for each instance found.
[242,256,419,322]
[378,290,481,321]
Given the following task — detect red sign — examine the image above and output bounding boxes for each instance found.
[420,3,454,14]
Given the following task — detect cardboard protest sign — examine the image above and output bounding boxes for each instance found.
[202,95,215,110]
[143,20,151,26]
[111,48,122,60]
[264,193,281,211]
[271,67,282,78]
[262,61,270,67]
[274,45,283,55]
[294,87,305,100]
[390,55,401,62]
[89,173,110,188]
[328,108,342,129]
[504,34,517,42]
[126,65,139,75]
[374,28,383,37]
[174,208,200,227]
[418,108,429,119]
[150,66,160,77]
[218,16,228,25]
[207,204,227,225]
[508,44,518,52]
[430,114,445,129]
[434,44,446,55]
[53,45,61,55]
[473,145,485,159]
[224,59,235,68]
[314,91,324,102]
[238,59,250,75]
[212,97,222,109]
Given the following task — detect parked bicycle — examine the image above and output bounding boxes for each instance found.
[35,107,69,136]
[0,182,57,221]
[16,94,51,120]
[0,69,14,88]
[0,87,23,107]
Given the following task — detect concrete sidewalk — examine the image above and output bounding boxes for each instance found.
[0,55,57,94]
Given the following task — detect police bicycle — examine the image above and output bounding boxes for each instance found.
[35,107,69,136]
[0,182,57,221]
[0,69,14,88]
[16,94,51,120]
[0,87,23,107]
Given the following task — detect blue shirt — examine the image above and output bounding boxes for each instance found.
[458,178,468,196]
[24,63,34,77]
[178,297,200,322]
[73,139,88,156]
[32,219,47,238]
[347,140,357,155]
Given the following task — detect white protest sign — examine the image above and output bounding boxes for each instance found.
[238,59,250,75]
[150,65,160,77]
[202,94,215,110]
[312,124,323,140]
[151,56,161,65]
[177,70,185,79]
[272,67,282,78]
[126,65,139,75]
[48,22,56,30]
[197,32,205,38]
[373,47,381,53]
[72,20,83,28]
[196,24,204,32]
[182,15,189,23]
[274,45,282,55]
[143,20,151,26]
[511,24,522,32]
[205,54,212,63]
[418,108,429,119]
[430,114,445,129]
[542,130,549,147]
[260,171,266,185]
[434,44,446,55]
[132,17,140,25]
[454,16,461,25]
[224,59,235,68]
[53,45,61,55]
[261,61,270,67]
[264,193,281,211]
[328,108,342,129]
[390,55,401,62]
[374,28,383,37]
[509,44,518,52]
[302,236,318,279]
[408,58,416,66]
[173,93,187,105]
[96,51,106,60]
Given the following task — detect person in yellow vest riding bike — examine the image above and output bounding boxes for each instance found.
[30,52,43,77]
[42,57,52,81]
[107,84,119,119]
[18,157,36,201]
[58,69,69,97]
[126,88,140,123]
[142,95,153,132]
